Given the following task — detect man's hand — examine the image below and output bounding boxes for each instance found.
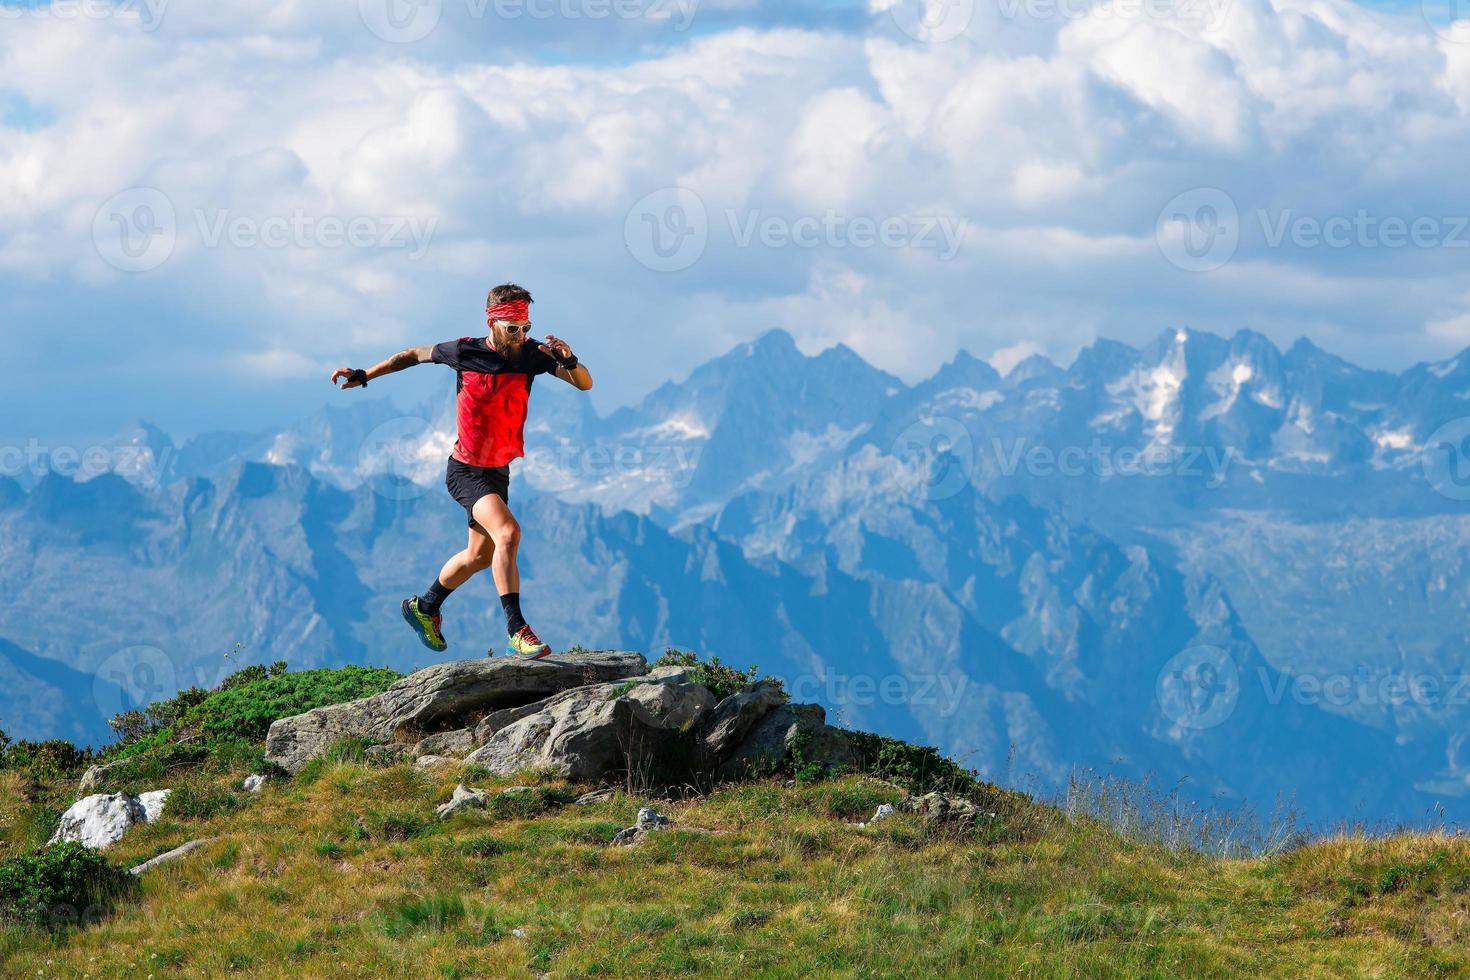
[331,367,369,390]
[538,335,574,365]
[331,346,432,391]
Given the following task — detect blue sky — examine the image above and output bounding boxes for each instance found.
[4,0,1470,445]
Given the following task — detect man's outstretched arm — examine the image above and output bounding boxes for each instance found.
[331,345,434,389]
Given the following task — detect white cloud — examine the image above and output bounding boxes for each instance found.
[4,0,1470,436]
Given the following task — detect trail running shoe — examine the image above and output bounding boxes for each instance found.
[401,597,447,653]
[506,624,552,660]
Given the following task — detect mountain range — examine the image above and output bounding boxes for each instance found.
[7,326,1470,825]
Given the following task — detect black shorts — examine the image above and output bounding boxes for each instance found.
[445,456,509,529]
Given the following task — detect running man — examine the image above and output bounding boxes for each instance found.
[331,283,593,659]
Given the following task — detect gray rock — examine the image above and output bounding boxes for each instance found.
[50,790,171,850]
[411,728,476,759]
[701,681,787,760]
[464,681,702,782]
[78,759,132,795]
[130,838,217,876]
[611,807,672,846]
[266,652,647,774]
[901,792,985,825]
[636,807,671,831]
[414,755,458,770]
[715,702,856,781]
[436,784,490,820]
[623,680,715,730]
[243,775,268,793]
[572,788,616,806]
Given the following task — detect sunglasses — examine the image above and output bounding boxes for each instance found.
[491,320,530,334]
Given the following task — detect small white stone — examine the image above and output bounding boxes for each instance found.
[243,775,268,793]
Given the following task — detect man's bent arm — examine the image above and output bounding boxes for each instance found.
[331,345,433,389]
[556,363,593,391]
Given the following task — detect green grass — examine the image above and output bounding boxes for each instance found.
[2,759,1469,977]
[2,660,1468,976]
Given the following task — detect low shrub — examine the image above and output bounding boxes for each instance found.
[0,842,134,931]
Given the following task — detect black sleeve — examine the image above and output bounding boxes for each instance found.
[432,339,506,374]
[525,341,561,377]
[430,340,464,371]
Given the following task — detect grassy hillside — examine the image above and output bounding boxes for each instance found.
[2,664,1469,978]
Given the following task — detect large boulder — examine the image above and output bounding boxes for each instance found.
[265,651,647,774]
[717,702,857,781]
[701,681,787,760]
[465,680,711,783]
[51,790,171,850]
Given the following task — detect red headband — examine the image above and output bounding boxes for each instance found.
[486,299,530,326]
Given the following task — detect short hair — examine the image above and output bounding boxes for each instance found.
[487,283,534,309]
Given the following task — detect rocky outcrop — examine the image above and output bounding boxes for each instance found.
[265,652,648,774]
[717,702,857,781]
[701,681,787,759]
[902,792,990,825]
[266,651,857,790]
[51,790,171,850]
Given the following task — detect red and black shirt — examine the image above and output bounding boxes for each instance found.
[432,337,560,468]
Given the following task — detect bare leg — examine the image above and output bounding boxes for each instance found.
[435,520,495,590]
[470,493,521,596]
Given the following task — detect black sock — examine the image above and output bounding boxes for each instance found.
[418,578,455,616]
[500,592,527,635]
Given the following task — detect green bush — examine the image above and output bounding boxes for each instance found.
[845,730,980,796]
[0,842,134,931]
[1,740,94,779]
[653,649,769,702]
[106,665,402,766]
